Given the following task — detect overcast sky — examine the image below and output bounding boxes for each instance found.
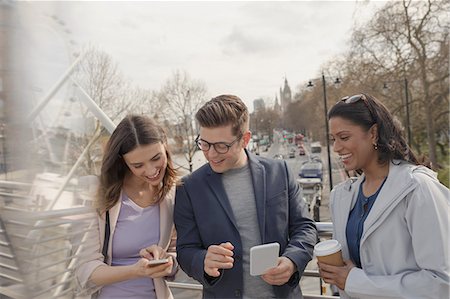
[17,1,387,114]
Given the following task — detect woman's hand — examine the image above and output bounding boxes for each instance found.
[139,244,168,260]
[135,245,174,278]
[318,259,355,290]
[133,256,174,278]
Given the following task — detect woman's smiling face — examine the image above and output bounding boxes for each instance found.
[329,116,378,171]
[122,142,167,187]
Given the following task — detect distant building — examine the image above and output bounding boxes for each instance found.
[253,98,265,112]
[274,95,281,114]
[280,77,292,113]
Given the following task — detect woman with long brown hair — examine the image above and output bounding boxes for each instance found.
[76,115,178,299]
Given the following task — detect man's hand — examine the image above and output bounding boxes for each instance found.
[204,242,234,277]
[262,256,296,285]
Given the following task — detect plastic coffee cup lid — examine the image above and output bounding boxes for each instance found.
[314,239,342,256]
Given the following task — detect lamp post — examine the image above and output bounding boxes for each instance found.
[0,123,6,179]
[383,78,411,147]
[307,74,341,191]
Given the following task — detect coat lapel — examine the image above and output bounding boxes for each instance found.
[205,167,239,231]
[336,177,361,258]
[360,162,417,246]
[158,187,175,249]
[247,153,266,243]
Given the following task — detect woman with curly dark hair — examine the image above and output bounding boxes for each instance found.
[76,115,178,299]
[318,93,449,298]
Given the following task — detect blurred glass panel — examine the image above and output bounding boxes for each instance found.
[0,2,109,298]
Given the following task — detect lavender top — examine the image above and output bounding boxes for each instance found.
[98,192,160,299]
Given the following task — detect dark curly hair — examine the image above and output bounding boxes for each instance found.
[328,93,419,167]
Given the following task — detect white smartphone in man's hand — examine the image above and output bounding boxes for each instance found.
[250,242,280,276]
[147,258,169,266]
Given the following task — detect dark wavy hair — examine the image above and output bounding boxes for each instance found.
[328,93,419,168]
[96,115,177,213]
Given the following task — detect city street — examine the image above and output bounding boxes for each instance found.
[260,133,346,222]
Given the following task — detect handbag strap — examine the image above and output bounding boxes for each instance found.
[101,210,110,263]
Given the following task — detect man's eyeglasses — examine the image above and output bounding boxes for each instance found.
[195,134,242,154]
[340,94,377,123]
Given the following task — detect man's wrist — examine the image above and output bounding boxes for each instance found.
[282,256,297,274]
[282,256,300,286]
[203,270,221,285]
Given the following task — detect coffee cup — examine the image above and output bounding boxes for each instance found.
[314,239,344,266]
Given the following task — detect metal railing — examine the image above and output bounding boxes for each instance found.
[0,179,98,299]
[0,177,337,298]
[167,281,338,299]
[166,222,338,299]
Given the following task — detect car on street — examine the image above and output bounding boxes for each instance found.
[298,145,306,155]
[260,145,268,152]
[310,154,322,163]
[259,139,270,152]
[310,141,322,153]
[248,140,260,155]
[297,177,322,221]
[288,148,296,158]
[273,154,284,160]
[299,161,323,181]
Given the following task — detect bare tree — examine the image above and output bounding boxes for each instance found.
[250,106,281,138]
[288,1,448,173]
[154,70,208,173]
[69,46,152,174]
[347,0,449,168]
[288,78,343,144]
[74,46,149,121]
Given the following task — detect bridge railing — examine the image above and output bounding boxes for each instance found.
[0,178,337,298]
[0,177,98,298]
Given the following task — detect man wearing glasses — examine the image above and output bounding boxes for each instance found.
[174,94,317,298]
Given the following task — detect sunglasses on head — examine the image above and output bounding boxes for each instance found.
[339,94,377,124]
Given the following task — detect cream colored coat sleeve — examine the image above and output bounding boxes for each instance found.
[74,211,106,295]
[75,188,177,298]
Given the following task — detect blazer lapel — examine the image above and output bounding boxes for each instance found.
[205,168,238,231]
[248,153,266,243]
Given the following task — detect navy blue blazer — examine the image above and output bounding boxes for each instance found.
[174,150,317,298]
